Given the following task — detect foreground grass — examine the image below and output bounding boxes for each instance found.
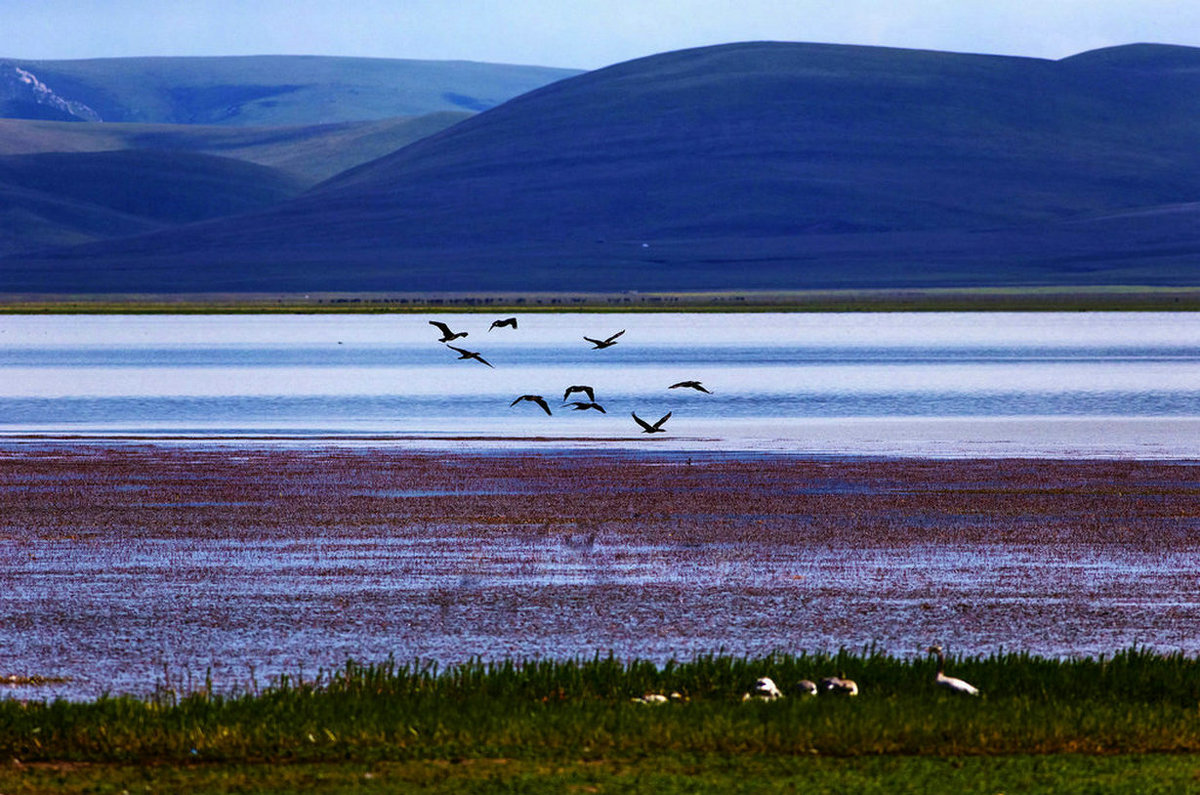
[6,755,1200,794]
[2,650,1199,791]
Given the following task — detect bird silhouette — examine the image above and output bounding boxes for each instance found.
[429,320,468,342]
[632,411,671,433]
[563,401,606,413]
[928,645,980,695]
[511,395,552,415]
[489,317,518,331]
[563,385,595,402]
[584,329,625,349]
[446,344,494,368]
[669,380,711,394]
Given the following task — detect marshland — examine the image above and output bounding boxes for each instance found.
[2,311,1199,792]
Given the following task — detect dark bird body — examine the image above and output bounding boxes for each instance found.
[446,344,494,368]
[632,411,671,433]
[563,385,595,402]
[489,317,518,331]
[511,394,552,415]
[429,320,468,342]
[584,329,625,349]
[564,401,606,413]
[669,380,711,394]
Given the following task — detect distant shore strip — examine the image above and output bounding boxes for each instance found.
[2,286,1199,313]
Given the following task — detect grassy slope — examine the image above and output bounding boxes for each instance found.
[0,150,307,256]
[0,113,473,184]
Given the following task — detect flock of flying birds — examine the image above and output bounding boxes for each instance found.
[428,317,712,434]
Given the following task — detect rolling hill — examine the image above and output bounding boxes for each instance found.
[0,55,581,126]
[0,112,473,184]
[6,41,1200,294]
[0,149,306,255]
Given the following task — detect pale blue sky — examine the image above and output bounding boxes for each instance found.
[2,0,1198,68]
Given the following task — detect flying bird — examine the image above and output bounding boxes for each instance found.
[669,380,712,394]
[510,395,552,415]
[489,317,518,331]
[632,411,671,433]
[928,645,980,696]
[563,401,606,413]
[429,320,468,342]
[584,329,625,349]
[445,344,494,368]
[563,385,595,402]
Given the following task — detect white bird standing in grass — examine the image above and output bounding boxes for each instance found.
[928,645,980,695]
[819,674,859,696]
[742,676,783,701]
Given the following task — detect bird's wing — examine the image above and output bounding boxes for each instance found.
[510,396,524,406]
[475,353,494,368]
[652,412,672,429]
[446,344,468,355]
[583,336,602,345]
[593,404,606,413]
[583,386,595,401]
[668,382,684,389]
[508,318,518,328]
[533,397,552,415]
[605,329,626,343]
[631,412,652,431]
[429,321,451,334]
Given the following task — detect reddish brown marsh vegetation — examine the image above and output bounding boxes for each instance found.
[1,445,1197,699]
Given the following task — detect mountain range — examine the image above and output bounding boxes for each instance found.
[3,43,1200,294]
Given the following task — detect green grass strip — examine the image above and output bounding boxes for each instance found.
[3,649,1199,768]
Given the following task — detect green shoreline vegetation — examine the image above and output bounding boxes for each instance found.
[3,649,1199,793]
[2,286,1200,314]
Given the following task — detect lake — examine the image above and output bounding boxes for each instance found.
[2,311,1199,457]
[1,311,1199,701]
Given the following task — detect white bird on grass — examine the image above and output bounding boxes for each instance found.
[819,675,859,696]
[928,645,980,695]
[742,676,783,701]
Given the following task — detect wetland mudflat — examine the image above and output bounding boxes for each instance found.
[2,444,1197,701]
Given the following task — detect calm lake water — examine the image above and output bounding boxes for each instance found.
[1,312,1199,457]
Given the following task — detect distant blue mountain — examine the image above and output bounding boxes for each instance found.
[0,55,580,126]
[6,41,1200,293]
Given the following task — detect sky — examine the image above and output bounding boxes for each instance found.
[2,0,1199,69]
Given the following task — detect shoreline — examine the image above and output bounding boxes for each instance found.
[2,286,1200,313]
